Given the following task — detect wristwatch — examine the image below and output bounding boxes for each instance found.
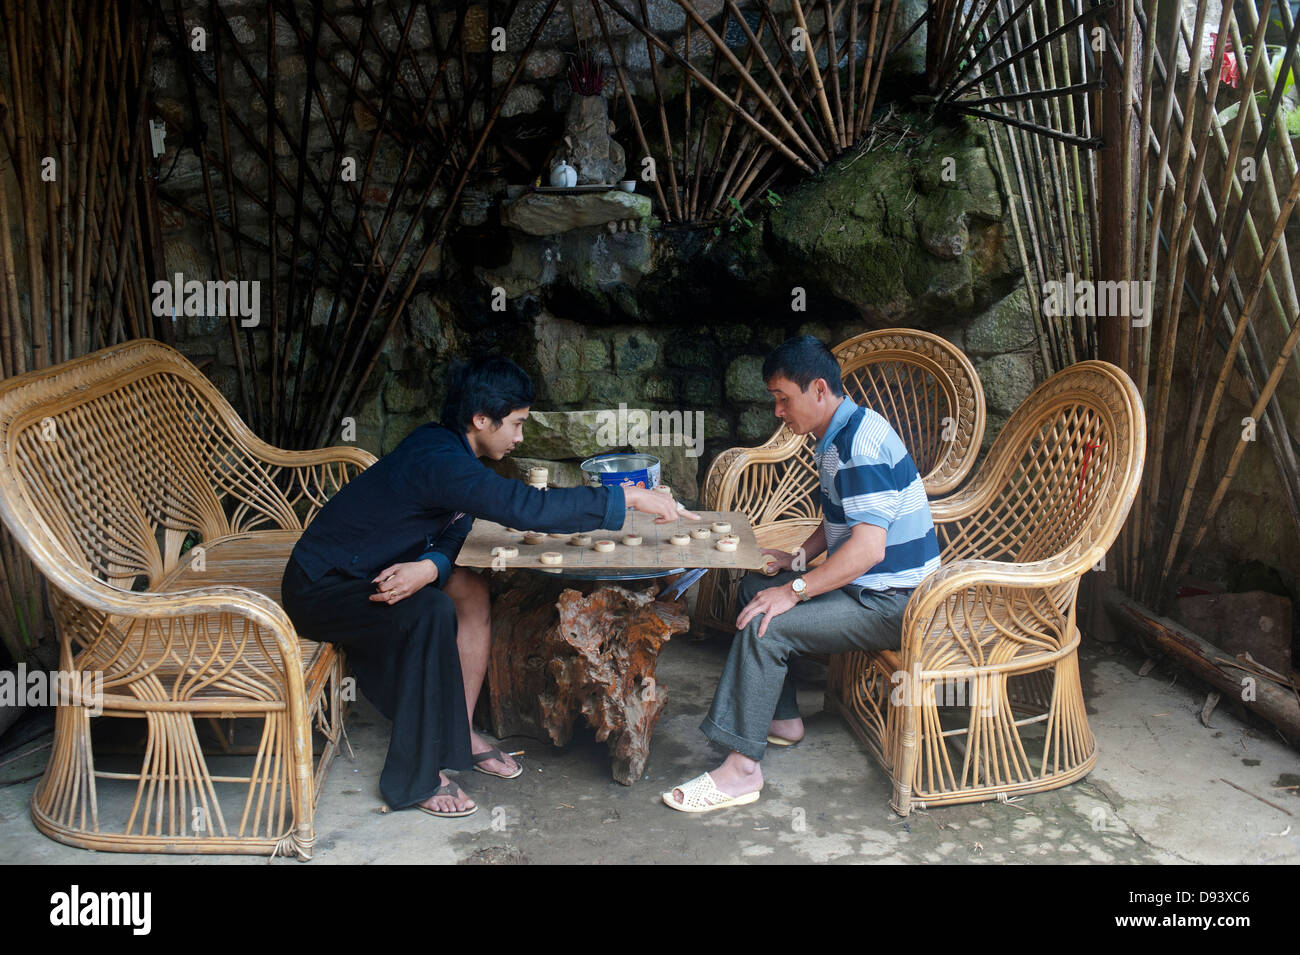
[791,577,810,602]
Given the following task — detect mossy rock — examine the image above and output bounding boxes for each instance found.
[726,355,769,403]
[965,286,1037,356]
[767,113,1015,324]
[613,330,661,372]
[737,405,778,443]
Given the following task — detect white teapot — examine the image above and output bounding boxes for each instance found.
[550,159,578,188]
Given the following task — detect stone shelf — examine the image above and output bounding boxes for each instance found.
[501,188,652,236]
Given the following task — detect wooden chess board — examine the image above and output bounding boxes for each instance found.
[455,509,766,571]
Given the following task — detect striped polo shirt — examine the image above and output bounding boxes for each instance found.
[815,397,941,591]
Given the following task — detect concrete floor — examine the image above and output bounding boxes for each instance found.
[2,634,1297,865]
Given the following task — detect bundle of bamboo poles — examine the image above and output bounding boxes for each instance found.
[907,0,1300,623]
[0,0,167,662]
[923,0,1300,609]
[1119,0,1300,607]
[147,0,573,453]
[591,0,903,222]
[930,0,1111,372]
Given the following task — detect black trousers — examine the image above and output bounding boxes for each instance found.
[280,557,471,808]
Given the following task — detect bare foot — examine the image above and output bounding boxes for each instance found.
[471,732,519,776]
[668,751,763,806]
[419,773,475,814]
[769,717,804,744]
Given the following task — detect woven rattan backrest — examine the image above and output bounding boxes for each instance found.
[834,329,986,496]
[0,341,305,591]
[703,330,986,530]
[937,361,1145,566]
[721,428,819,527]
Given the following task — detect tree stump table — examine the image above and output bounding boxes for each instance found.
[484,569,690,785]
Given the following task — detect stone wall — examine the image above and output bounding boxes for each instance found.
[167,102,1041,502]
[154,3,1040,506]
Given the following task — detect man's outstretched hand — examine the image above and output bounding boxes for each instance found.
[623,484,702,524]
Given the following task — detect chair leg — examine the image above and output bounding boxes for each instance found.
[890,701,920,816]
[32,702,97,834]
[1041,650,1096,778]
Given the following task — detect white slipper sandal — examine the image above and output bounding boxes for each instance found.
[662,772,761,813]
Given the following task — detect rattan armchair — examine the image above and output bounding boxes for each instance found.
[697,328,986,632]
[825,360,1146,814]
[0,341,374,859]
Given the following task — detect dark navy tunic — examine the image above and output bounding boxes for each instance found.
[290,422,627,585]
[281,421,627,809]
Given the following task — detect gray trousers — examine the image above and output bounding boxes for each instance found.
[701,570,911,760]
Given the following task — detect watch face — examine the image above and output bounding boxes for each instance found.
[792,577,806,593]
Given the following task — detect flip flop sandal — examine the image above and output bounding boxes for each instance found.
[472,746,523,779]
[767,734,801,747]
[662,772,761,814]
[415,780,478,818]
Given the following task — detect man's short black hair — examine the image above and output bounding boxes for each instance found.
[440,356,536,432]
[761,335,845,396]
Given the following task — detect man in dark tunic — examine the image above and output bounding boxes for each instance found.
[281,357,693,816]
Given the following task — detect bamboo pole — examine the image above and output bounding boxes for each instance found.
[1146,6,1300,598]
[655,0,821,168]
[721,0,827,164]
[1175,7,1273,464]
[600,0,817,173]
[784,0,845,148]
[1158,167,1300,587]
[104,6,155,356]
[857,0,898,140]
[683,15,692,214]
[1137,0,1210,597]
[986,62,1065,369]
[319,0,566,449]
[847,0,857,134]
[853,0,884,138]
[635,0,682,220]
[1130,0,1300,598]
[822,0,846,150]
[688,9,735,220]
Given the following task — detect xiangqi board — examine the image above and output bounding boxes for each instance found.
[455,509,767,571]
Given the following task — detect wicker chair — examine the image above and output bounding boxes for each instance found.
[825,360,1146,814]
[0,341,374,859]
[697,328,986,632]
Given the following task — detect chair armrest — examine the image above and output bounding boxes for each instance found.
[52,564,308,691]
[220,441,377,531]
[899,548,1102,673]
[908,547,1103,599]
[702,426,814,522]
[239,441,378,472]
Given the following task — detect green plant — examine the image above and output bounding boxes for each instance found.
[1216,41,1300,136]
[712,195,755,237]
[709,190,783,236]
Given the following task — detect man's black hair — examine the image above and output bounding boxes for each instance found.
[440,356,536,432]
[761,335,845,396]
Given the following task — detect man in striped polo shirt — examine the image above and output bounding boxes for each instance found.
[665,335,941,813]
